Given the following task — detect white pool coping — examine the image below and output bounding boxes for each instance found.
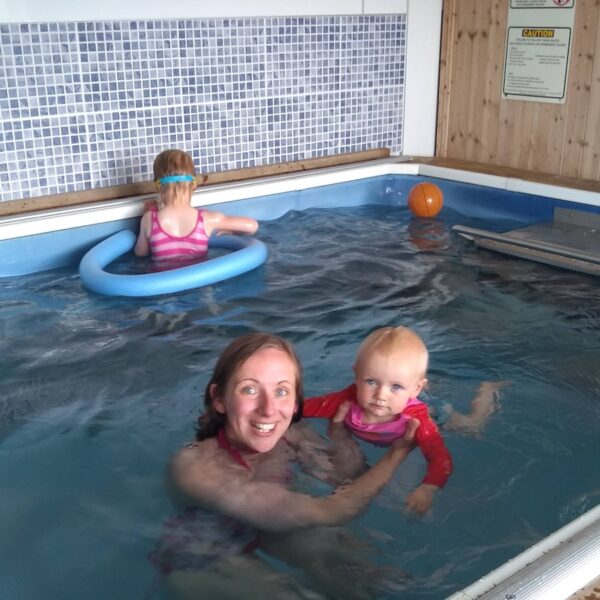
[447,504,600,600]
[1,158,600,242]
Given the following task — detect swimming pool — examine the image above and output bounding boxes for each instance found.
[1,164,599,599]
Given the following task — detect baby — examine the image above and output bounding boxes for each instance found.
[304,326,504,514]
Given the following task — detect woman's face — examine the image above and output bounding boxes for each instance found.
[211,347,299,454]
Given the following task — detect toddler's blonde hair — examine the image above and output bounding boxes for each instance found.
[153,149,196,205]
[153,149,196,180]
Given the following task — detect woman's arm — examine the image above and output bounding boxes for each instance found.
[287,419,368,487]
[202,210,259,237]
[170,421,418,533]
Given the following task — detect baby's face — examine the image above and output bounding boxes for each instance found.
[354,351,426,424]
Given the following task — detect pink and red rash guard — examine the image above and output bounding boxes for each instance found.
[303,384,453,488]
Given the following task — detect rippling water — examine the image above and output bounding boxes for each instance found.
[1,203,599,599]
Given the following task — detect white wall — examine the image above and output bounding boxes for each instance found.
[403,0,443,157]
[0,0,407,21]
[0,0,441,158]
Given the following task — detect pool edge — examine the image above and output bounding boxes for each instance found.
[2,158,599,243]
[447,504,600,600]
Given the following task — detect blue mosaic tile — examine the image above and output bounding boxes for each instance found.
[0,15,406,202]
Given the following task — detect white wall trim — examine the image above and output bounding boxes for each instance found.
[402,0,443,157]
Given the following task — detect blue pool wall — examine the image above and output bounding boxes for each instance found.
[2,174,600,278]
[0,16,406,202]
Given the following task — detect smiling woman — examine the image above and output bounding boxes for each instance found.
[193,332,305,450]
[203,345,301,456]
[160,332,419,599]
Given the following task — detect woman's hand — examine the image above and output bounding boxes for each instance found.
[390,418,419,454]
[332,400,351,423]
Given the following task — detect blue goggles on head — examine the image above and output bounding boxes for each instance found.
[156,175,195,185]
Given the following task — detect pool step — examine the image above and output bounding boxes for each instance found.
[453,207,600,276]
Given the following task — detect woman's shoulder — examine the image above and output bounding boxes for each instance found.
[168,437,234,508]
[170,437,234,494]
[171,437,220,470]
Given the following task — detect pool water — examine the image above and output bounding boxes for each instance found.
[1,197,599,599]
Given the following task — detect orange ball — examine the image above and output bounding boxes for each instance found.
[408,182,444,217]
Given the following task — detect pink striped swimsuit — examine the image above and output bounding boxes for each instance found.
[149,208,209,268]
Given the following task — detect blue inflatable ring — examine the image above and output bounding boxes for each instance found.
[79,230,268,297]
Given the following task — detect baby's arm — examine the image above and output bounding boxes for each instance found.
[202,210,258,237]
[406,408,453,514]
[303,385,355,419]
[134,211,152,256]
[444,381,510,433]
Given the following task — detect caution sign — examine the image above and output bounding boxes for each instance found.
[510,1,573,8]
[521,28,555,37]
[503,1,575,102]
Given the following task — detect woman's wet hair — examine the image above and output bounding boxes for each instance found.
[196,332,304,440]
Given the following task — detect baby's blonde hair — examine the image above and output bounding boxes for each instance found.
[355,326,429,378]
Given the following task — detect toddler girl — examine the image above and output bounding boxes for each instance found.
[135,149,258,269]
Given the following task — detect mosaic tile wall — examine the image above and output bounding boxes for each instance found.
[0,16,406,202]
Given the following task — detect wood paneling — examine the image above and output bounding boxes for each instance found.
[436,0,600,182]
[411,156,600,193]
[0,149,390,217]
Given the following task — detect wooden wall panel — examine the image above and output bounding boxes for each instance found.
[560,2,599,176]
[580,14,600,180]
[436,0,600,182]
[447,0,478,157]
[436,1,454,156]
[481,0,506,164]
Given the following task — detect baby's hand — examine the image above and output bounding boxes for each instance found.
[332,401,351,424]
[406,484,438,515]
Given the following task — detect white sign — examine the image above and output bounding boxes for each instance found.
[503,0,575,102]
[510,1,573,8]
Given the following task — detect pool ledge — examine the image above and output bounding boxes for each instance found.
[1,157,599,242]
[447,504,600,600]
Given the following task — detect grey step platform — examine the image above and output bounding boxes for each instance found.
[453,207,600,276]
